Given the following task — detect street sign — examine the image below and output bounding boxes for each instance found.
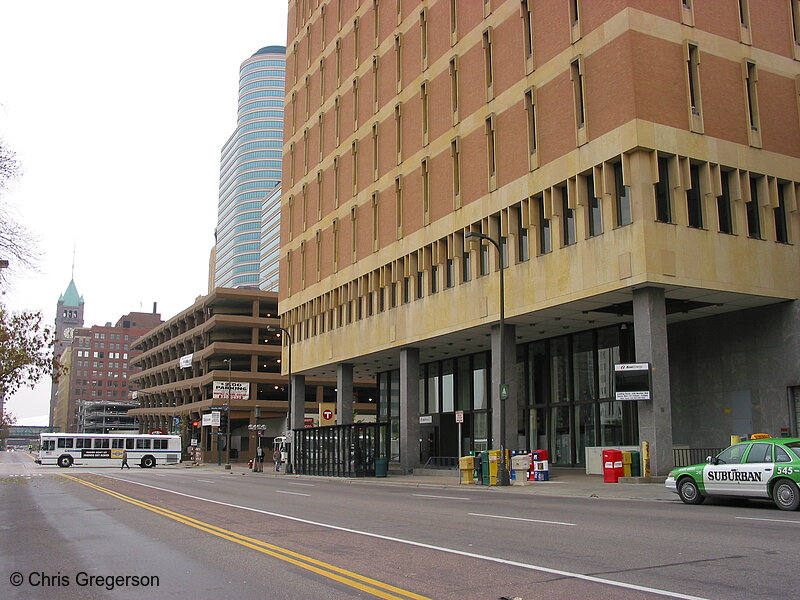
[322,409,333,420]
[172,417,180,425]
[209,411,221,427]
[190,438,198,446]
[455,410,464,424]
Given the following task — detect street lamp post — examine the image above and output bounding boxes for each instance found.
[267,325,293,474]
[464,231,511,486]
[223,358,232,470]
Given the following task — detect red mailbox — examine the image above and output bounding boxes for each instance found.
[602,449,624,483]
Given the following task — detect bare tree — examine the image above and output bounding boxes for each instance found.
[0,138,39,282]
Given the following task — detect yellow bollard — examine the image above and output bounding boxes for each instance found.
[641,441,651,478]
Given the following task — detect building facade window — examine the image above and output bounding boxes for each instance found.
[614,162,632,227]
[747,175,762,239]
[718,170,734,234]
[586,173,602,237]
[655,156,672,223]
[687,164,703,228]
[775,184,789,244]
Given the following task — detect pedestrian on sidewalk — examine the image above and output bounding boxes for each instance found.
[121,449,130,470]
[273,448,282,472]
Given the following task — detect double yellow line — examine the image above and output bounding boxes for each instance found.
[61,474,430,600]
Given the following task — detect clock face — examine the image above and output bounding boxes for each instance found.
[63,327,74,340]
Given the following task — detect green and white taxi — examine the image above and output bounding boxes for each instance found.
[666,437,800,511]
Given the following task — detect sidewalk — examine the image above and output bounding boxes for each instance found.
[179,463,676,503]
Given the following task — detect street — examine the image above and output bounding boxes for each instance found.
[1,452,798,600]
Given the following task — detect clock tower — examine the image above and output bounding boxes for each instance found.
[48,279,85,427]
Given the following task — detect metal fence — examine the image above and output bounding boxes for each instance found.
[422,456,459,469]
[672,447,723,467]
[294,422,388,477]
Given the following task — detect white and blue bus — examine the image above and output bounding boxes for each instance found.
[36,433,181,468]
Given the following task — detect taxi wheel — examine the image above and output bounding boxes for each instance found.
[678,477,705,505]
[772,479,800,511]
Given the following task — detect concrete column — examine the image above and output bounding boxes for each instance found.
[337,363,354,425]
[289,374,305,472]
[400,347,421,474]
[633,286,674,476]
[491,323,518,451]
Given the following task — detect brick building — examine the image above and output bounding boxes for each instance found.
[279,1,800,475]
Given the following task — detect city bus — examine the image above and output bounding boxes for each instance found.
[36,433,182,468]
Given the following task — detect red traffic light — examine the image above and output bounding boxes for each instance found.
[191,420,200,428]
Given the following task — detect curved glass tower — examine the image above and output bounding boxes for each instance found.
[215,46,285,288]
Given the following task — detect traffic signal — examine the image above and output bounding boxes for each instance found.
[191,420,200,429]
[219,412,228,431]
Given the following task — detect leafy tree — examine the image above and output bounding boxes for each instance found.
[0,304,60,397]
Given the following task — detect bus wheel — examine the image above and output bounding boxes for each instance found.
[57,455,73,468]
[141,455,156,469]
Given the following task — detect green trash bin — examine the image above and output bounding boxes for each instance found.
[375,457,388,477]
[630,451,641,477]
[480,452,490,486]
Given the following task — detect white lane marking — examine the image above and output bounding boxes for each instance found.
[412,494,470,501]
[275,490,311,497]
[469,512,575,527]
[736,516,800,525]
[98,475,708,600]
[287,482,315,487]
[196,479,216,484]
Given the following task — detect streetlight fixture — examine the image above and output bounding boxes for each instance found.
[223,358,232,470]
[464,231,511,486]
[266,324,293,474]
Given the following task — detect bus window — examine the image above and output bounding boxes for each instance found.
[112,438,124,449]
[136,439,151,450]
[42,440,55,451]
[94,439,110,449]
[126,439,135,450]
[76,438,91,449]
[154,439,167,450]
[57,438,74,449]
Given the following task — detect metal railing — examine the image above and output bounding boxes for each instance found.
[673,447,723,467]
[422,456,459,469]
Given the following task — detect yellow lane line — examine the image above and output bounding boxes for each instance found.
[61,474,430,600]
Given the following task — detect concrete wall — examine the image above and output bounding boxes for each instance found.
[669,301,800,448]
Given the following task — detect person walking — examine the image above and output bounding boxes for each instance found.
[255,445,264,472]
[273,447,282,472]
[121,449,130,470]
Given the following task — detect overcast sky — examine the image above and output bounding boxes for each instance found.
[1,1,288,424]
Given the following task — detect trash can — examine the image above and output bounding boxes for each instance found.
[375,457,388,478]
[459,455,475,484]
[602,449,623,483]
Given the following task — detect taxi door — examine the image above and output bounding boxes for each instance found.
[736,442,773,498]
[702,443,748,495]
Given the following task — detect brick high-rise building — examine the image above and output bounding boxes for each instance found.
[54,311,162,433]
[279,1,800,475]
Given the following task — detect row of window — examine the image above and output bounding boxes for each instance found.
[284,153,795,342]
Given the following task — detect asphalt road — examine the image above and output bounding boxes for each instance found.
[1,453,798,600]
